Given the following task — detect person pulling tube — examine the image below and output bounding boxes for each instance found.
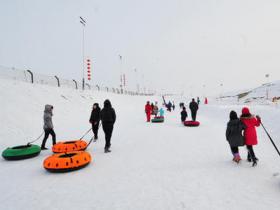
[41,104,56,150]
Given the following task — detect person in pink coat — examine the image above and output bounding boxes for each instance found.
[240,107,261,166]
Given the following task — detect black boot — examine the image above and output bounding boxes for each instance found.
[252,158,258,167]
[104,147,111,153]
[247,153,252,162]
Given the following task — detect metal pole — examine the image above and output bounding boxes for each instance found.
[80,17,86,90]
[82,24,85,90]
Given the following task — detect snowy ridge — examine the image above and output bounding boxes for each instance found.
[220,80,280,105]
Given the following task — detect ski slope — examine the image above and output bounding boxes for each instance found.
[1,78,280,210]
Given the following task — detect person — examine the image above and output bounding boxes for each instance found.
[181,107,188,123]
[100,99,116,153]
[226,111,246,163]
[172,101,175,110]
[189,98,199,121]
[204,97,208,104]
[151,103,154,114]
[153,102,159,116]
[197,97,200,105]
[41,104,56,150]
[167,101,172,112]
[89,103,101,140]
[159,107,164,117]
[145,101,152,122]
[240,107,261,166]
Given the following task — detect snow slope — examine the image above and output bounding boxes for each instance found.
[220,80,280,105]
[1,78,280,210]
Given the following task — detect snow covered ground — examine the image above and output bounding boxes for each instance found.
[1,78,280,210]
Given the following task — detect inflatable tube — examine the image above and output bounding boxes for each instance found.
[184,121,200,127]
[52,140,87,153]
[2,144,41,160]
[151,116,164,123]
[43,151,91,173]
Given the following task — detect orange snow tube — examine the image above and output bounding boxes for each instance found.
[43,151,91,173]
[52,140,87,153]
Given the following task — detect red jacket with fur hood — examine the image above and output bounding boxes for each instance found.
[240,107,261,145]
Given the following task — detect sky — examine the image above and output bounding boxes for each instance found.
[1,0,280,96]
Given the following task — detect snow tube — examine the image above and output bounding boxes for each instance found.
[43,151,91,173]
[184,121,200,127]
[151,116,164,123]
[52,140,87,153]
[2,144,41,160]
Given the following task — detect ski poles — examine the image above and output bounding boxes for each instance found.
[261,122,280,157]
[27,131,44,145]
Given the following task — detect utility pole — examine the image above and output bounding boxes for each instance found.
[79,16,86,90]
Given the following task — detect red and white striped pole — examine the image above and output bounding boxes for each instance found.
[87,59,91,81]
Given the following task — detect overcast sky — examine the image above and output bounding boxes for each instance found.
[1,0,280,96]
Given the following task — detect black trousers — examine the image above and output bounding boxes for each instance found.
[230,146,239,154]
[102,123,114,149]
[41,128,56,148]
[247,145,256,160]
[191,111,197,121]
[92,122,100,138]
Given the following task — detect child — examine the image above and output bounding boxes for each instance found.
[240,107,261,166]
[159,107,164,117]
[89,103,101,140]
[226,111,246,163]
[181,107,188,123]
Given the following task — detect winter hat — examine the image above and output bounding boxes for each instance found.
[104,99,112,108]
[229,111,238,120]
[242,107,250,115]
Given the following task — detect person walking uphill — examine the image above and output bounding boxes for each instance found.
[226,111,246,163]
[189,98,199,121]
[240,107,261,166]
[89,103,101,140]
[41,104,56,150]
[145,101,152,122]
[181,107,188,123]
[100,99,116,153]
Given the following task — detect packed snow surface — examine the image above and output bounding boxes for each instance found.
[1,78,280,210]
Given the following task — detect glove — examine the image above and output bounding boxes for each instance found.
[256,115,261,120]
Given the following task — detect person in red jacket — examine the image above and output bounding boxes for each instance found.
[240,107,261,167]
[145,101,152,122]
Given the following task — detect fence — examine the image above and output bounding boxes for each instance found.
[0,65,154,96]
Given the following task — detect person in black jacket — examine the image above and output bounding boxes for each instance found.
[189,98,199,121]
[226,111,246,163]
[100,99,116,153]
[181,107,188,123]
[89,103,101,140]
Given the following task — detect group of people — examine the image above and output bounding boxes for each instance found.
[145,101,164,122]
[180,98,199,122]
[41,97,262,166]
[41,99,116,153]
[226,107,261,166]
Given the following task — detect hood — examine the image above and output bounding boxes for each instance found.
[242,107,250,115]
[93,103,100,109]
[229,111,238,121]
[44,104,53,114]
[104,99,112,108]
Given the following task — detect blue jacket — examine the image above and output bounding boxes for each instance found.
[159,108,164,116]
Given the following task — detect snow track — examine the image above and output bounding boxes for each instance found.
[1,79,280,210]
